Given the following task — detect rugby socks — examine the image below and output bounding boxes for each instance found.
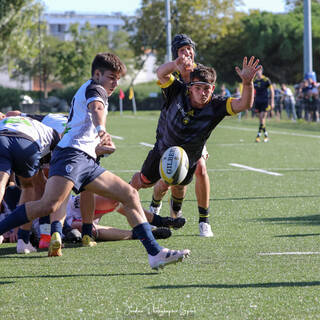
[17,228,30,244]
[51,221,62,236]
[82,223,93,238]
[198,206,210,224]
[0,204,29,235]
[170,196,183,212]
[150,196,162,208]
[258,124,267,135]
[132,222,161,256]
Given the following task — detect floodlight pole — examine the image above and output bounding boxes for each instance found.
[304,0,316,80]
[165,0,172,62]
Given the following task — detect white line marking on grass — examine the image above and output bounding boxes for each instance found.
[229,163,283,176]
[140,142,154,148]
[259,252,320,256]
[219,125,320,139]
[123,115,157,121]
[111,135,124,140]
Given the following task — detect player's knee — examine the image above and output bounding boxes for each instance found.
[195,161,207,178]
[158,179,170,191]
[124,185,140,207]
[40,198,61,216]
[130,172,153,189]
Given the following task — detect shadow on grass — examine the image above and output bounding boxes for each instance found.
[146,281,320,290]
[0,281,14,285]
[252,214,320,226]
[275,233,320,238]
[0,272,158,280]
[141,194,320,204]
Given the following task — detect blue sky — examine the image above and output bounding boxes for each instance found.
[41,0,286,15]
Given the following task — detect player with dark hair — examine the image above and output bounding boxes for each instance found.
[132,34,209,237]
[254,67,274,142]
[131,55,261,239]
[0,52,190,270]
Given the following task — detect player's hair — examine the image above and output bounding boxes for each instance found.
[171,34,196,59]
[190,64,217,84]
[91,53,127,77]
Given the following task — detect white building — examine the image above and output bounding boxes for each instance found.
[0,11,157,89]
[44,11,127,41]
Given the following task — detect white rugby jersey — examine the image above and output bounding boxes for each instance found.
[58,79,108,159]
[0,116,57,157]
[66,195,81,226]
[41,113,67,135]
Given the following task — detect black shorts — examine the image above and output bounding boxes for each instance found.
[254,100,269,112]
[141,144,197,186]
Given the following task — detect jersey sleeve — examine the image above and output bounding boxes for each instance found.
[212,96,236,116]
[157,75,185,108]
[85,83,108,108]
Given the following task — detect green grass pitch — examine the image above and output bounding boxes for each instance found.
[1,111,320,319]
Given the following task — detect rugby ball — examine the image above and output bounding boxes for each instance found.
[159,146,189,185]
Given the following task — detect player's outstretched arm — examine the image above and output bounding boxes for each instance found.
[231,56,262,113]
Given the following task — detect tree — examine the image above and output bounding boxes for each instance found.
[0,0,43,66]
[54,23,135,87]
[11,34,63,98]
[205,1,320,85]
[124,0,243,65]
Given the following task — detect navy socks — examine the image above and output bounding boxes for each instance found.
[0,204,29,235]
[51,221,62,236]
[82,223,93,238]
[132,222,161,256]
[17,228,30,244]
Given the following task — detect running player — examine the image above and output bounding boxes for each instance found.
[253,67,274,142]
[0,52,190,270]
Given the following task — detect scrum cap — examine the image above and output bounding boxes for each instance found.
[171,34,196,59]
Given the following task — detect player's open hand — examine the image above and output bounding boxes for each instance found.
[235,56,261,85]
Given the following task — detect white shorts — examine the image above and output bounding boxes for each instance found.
[201,145,209,161]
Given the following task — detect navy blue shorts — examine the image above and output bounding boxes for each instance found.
[141,144,196,186]
[0,135,41,177]
[49,147,105,194]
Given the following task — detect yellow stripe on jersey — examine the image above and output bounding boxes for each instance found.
[157,74,175,88]
[226,97,236,115]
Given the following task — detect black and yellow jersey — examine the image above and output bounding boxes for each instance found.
[254,76,271,103]
[157,75,234,167]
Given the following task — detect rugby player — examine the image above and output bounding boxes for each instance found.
[131,34,214,237]
[0,52,190,270]
[253,67,274,142]
[0,115,61,253]
[131,56,261,234]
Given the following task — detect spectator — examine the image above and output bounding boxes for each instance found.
[273,83,283,120]
[281,84,297,121]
